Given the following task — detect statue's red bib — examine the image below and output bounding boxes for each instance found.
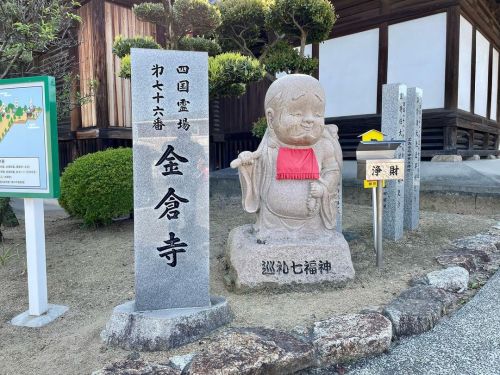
[276,147,320,180]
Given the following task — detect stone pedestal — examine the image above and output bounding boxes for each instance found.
[101,296,232,351]
[227,224,355,292]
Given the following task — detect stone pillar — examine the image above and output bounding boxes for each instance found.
[131,49,210,311]
[404,87,423,231]
[381,83,407,241]
[101,49,232,351]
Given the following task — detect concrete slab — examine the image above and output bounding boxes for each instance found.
[10,304,69,328]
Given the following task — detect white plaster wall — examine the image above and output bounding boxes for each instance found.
[387,13,447,109]
[458,16,473,111]
[490,49,498,121]
[319,29,379,117]
[474,31,490,117]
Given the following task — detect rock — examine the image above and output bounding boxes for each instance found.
[92,360,180,375]
[167,353,195,371]
[383,285,456,337]
[227,224,355,292]
[425,267,469,292]
[436,248,491,272]
[312,313,392,367]
[465,155,480,161]
[359,305,384,314]
[431,155,462,162]
[486,155,497,159]
[186,327,315,375]
[452,234,500,253]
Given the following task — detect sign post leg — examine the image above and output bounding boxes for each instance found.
[24,198,48,316]
[372,187,377,254]
[376,183,384,268]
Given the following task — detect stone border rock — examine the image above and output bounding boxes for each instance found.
[94,225,500,374]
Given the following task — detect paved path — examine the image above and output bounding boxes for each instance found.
[350,270,500,375]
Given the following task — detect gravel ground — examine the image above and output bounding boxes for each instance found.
[0,198,497,375]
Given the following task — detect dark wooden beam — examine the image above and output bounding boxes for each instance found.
[445,6,460,109]
[487,43,493,119]
[312,43,320,79]
[91,0,109,129]
[377,23,388,114]
[470,26,477,114]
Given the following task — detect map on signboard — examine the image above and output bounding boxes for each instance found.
[0,84,47,191]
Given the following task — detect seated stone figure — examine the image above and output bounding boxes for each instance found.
[227,74,354,291]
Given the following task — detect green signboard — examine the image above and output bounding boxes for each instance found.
[0,76,59,198]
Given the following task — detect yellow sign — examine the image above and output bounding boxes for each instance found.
[361,129,385,188]
[364,180,378,188]
[364,180,387,188]
[359,129,384,142]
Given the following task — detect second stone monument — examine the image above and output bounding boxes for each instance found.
[227,74,355,291]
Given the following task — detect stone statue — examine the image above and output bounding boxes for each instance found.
[231,74,343,241]
[227,74,355,291]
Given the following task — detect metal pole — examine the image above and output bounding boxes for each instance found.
[376,183,384,268]
[24,198,48,316]
[372,187,377,254]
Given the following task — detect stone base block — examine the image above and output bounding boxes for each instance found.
[101,296,233,351]
[227,224,355,292]
[10,304,69,328]
[431,155,462,162]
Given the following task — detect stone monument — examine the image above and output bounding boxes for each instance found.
[404,87,423,231]
[101,49,232,351]
[227,74,355,291]
[381,83,407,241]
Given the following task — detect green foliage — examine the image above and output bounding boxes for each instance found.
[132,2,166,26]
[251,116,267,138]
[173,0,221,37]
[262,40,318,74]
[118,55,131,79]
[178,37,221,56]
[133,0,221,49]
[267,0,336,46]
[0,0,82,78]
[216,0,272,56]
[112,35,162,59]
[59,148,133,226]
[14,107,23,117]
[209,52,266,98]
[57,74,97,122]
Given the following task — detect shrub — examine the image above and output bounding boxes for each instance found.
[251,116,267,138]
[59,148,133,226]
[178,36,221,56]
[118,54,131,79]
[209,52,266,98]
[112,35,162,58]
[262,40,318,75]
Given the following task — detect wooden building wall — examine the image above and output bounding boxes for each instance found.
[77,0,156,128]
[65,0,500,172]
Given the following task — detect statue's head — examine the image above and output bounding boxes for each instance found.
[265,74,325,147]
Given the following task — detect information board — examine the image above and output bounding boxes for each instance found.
[0,76,59,198]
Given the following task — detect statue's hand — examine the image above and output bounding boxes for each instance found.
[230,150,261,169]
[310,181,325,198]
[238,151,255,166]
